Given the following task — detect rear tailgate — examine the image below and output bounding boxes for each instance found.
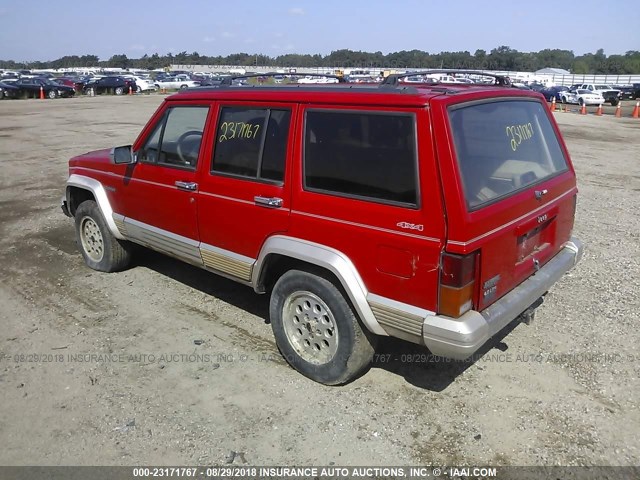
[434,95,577,312]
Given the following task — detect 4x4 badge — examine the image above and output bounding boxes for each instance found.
[396,222,424,231]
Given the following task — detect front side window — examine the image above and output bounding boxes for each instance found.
[211,107,291,182]
[449,99,569,209]
[304,110,418,206]
[137,106,209,169]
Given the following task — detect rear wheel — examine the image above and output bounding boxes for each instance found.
[47,89,57,99]
[578,98,585,106]
[114,86,124,95]
[270,270,376,385]
[610,99,619,106]
[74,200,132,272]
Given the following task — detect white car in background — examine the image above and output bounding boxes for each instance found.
[297,76,339,84]
[154,74,200,90]
[126,76,158,93]
[560,89,605,106]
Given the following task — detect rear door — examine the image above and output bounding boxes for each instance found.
[196,102,295,282]
[434,96,577,311]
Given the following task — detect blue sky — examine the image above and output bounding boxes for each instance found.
[1,0,639,62]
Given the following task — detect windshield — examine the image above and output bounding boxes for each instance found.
[449,99,569,209]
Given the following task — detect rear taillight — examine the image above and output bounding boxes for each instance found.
[438,251,478,318]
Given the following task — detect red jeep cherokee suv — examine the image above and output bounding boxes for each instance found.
[62,71,584,385]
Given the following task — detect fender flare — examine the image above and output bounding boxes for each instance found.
[66,174,125,240]
[252,235,387,336]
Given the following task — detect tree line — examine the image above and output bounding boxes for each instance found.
[2,47,639,74]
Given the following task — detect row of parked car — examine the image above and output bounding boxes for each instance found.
[0,71,232,99]
[0,75,144,99]
[533,83,640,106]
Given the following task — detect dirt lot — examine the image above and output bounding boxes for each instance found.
[0,96,638,467]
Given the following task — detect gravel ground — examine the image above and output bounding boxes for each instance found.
[0,96,638,468]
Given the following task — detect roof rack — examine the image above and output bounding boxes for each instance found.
[381,70,513,87]
[219,72,346,85]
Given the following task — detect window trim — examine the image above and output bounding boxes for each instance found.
[210,106,291,185]
[302,108,420,209]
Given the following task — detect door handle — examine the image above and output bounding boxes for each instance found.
[175,181,198,191]
[254,196,283,208]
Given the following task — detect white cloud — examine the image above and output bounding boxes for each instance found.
[203,36,216,43]
[220,31,234,38]
[129,44,146,52]
[288,7,304,16]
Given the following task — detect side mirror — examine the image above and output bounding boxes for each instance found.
[111,145,136,165]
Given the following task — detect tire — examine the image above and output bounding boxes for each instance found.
[47,89,57,99]
[578,98,585,106]
[180,84,188,89]
[74,200,132,272]
[114,86,124,95]
[270,270,376,385]
[137,86,142,93]
[610,99,619,106]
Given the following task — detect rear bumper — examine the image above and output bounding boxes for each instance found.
[422,237,584,360]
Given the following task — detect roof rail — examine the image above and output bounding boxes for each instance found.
[220,72,346,86]
[381,70,513,87]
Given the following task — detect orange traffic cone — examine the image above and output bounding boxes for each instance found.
[595,104,603,116]
[615,104,622,118]
[633,102,639,118]
[39,86,45,99]
[563,103,569,113]
[129,85,132,95]
[551,97,556,112]
[580,103,587,115]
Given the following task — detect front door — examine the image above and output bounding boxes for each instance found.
[116,103,211,265]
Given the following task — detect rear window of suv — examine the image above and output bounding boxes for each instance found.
[449,99,568,209]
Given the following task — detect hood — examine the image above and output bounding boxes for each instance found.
[69,148,113,168]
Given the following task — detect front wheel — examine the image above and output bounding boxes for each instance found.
[610,99,619,106]
[47,89,57,99]
[74,200,132,272]
[270,270,376,385]
[578,98,585,106]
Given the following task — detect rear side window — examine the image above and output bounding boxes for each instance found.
[449,100,568,209]
[304,110,418,206]
[211,107,291,183]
